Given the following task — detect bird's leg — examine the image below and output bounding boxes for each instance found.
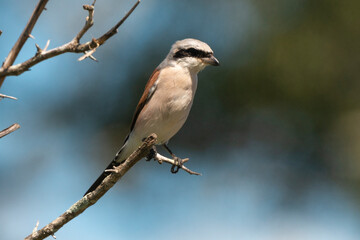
[146,145,157,161]
[162,144,182,173]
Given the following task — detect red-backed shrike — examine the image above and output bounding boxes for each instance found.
[85,38,219,195]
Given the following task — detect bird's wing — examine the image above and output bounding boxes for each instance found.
[84,68,161,196]
[129,68,161,132]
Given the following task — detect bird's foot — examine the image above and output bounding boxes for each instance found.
[145,146,157,161]
[171,156,183,174]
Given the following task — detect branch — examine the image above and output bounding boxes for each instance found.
[25,134,157,240]
[154,152,202,175]
[0,0,49,88]
[0,0,141,78]
[0,123,20,138]
[74,0,96,43]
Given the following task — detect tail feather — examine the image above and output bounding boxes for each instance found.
[84,135,140,196]
[84,147,126,196]
[83,160,117,196]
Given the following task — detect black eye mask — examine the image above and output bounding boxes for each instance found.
[174,48,212,59]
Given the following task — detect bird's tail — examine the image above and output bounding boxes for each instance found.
[84,133,142,196]
[83,159,118,196]
[84,143,128,196]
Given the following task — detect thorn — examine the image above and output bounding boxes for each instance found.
[29,34,35,39]
[182,158,190,163]
[35,43,42,55]
[89,54,98,62]
[51,234,56,239]
[0,93,17,100]
[78,48,97,61]
[0,30,2,36]
[32,220,39,234]
[44,7,47,11]
[92,0,96,6]
[104,169,118,173]
[43,39,50,51]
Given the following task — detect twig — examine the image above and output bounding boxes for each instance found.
[0,0,49,88]
[0,93,17,100]
[0,123,20,138]
[73,1,96,43]
[24,134,157,240]
[0,0,141,78]
[154,153,201,175]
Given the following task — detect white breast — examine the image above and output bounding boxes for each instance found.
[133,66,198,144]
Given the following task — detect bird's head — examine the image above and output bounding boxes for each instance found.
[165,38,219,73]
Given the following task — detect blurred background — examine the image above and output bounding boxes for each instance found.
[1,0,360,239]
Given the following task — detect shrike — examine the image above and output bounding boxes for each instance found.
[85,38,219,195]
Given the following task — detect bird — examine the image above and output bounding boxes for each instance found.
[84,38,219,195]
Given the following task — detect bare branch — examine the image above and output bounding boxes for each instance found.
[23,133,200,239]
[0,123,20,138]
[0,93,17,100]
[0,0,141,78]
[24,134,157,240]
[0,0,49,88]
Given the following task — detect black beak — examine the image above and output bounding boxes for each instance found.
[203,55,220,66]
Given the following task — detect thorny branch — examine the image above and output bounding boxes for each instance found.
[0,0,141,78]
[0,0,140,138]
[0,0,49,88]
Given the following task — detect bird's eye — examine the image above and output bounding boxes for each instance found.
[186,48,208,58]
[186,48,199,57]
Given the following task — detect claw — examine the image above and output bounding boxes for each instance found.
[146,146,157,161]
[170,157,182,173]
